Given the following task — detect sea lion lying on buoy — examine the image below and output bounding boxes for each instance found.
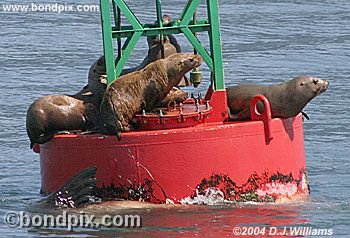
[100,53,203,139]
[226,76,329,120]
[26,95,102,148]
[26,57,107,148]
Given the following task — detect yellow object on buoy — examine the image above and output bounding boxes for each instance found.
[190,67,202,88]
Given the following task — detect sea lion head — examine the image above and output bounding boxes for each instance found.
[74,56,107,103]
[294,76,329,97]
[165,53,203,86]
[286,76,329,116]
[88,56,107,86]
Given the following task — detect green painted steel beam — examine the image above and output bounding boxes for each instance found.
[111,20,210,38]
[179,0,201,26]
[100,0,116,86]
[113,31,143,83]
[181,28,213,71]
[207,0,225,90]
[115,0,142,30]
[112,19,209,30]
[155,0,164,43]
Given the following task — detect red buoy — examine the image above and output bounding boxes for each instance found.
[38,91,309,204]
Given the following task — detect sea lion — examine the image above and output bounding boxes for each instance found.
[26,56,108,148]
[147,14,181,53]
[226,76,329,120]
[26,95,102,148]
[74,56,107,105]
[100,53,203,139]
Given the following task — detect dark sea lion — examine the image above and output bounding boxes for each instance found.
[26,95,101,148]
[100,53,203,139]
[121,15,191,87]
[74,56,107,104]
[121,40,178,76]
[147,14,182,53]
[226,76,329,120]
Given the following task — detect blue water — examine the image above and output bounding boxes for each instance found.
[0,0,349,237]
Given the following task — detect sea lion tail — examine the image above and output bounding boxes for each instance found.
[39,167,99,208]
[34,133,56,146]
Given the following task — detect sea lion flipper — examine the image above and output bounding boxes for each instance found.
[39,167,98,208]
[33,132,57,146]
[232,108,250,121]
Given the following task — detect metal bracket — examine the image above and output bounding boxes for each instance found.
[250,95,273,143]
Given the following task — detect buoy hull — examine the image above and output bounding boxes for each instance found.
[39,113,308,203]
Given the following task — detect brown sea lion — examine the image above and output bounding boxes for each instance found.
[100,53,203,139]
[226,76,329,120]
[26,95,102,148]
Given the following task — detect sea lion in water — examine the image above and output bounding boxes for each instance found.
[100,53,203,139]
[226,76,329,120]
[39,167,98,208]
[26,95,102,148]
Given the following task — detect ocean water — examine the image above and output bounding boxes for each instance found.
[0,0,349,237]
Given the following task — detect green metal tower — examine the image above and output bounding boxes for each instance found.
[100,0,225,90]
